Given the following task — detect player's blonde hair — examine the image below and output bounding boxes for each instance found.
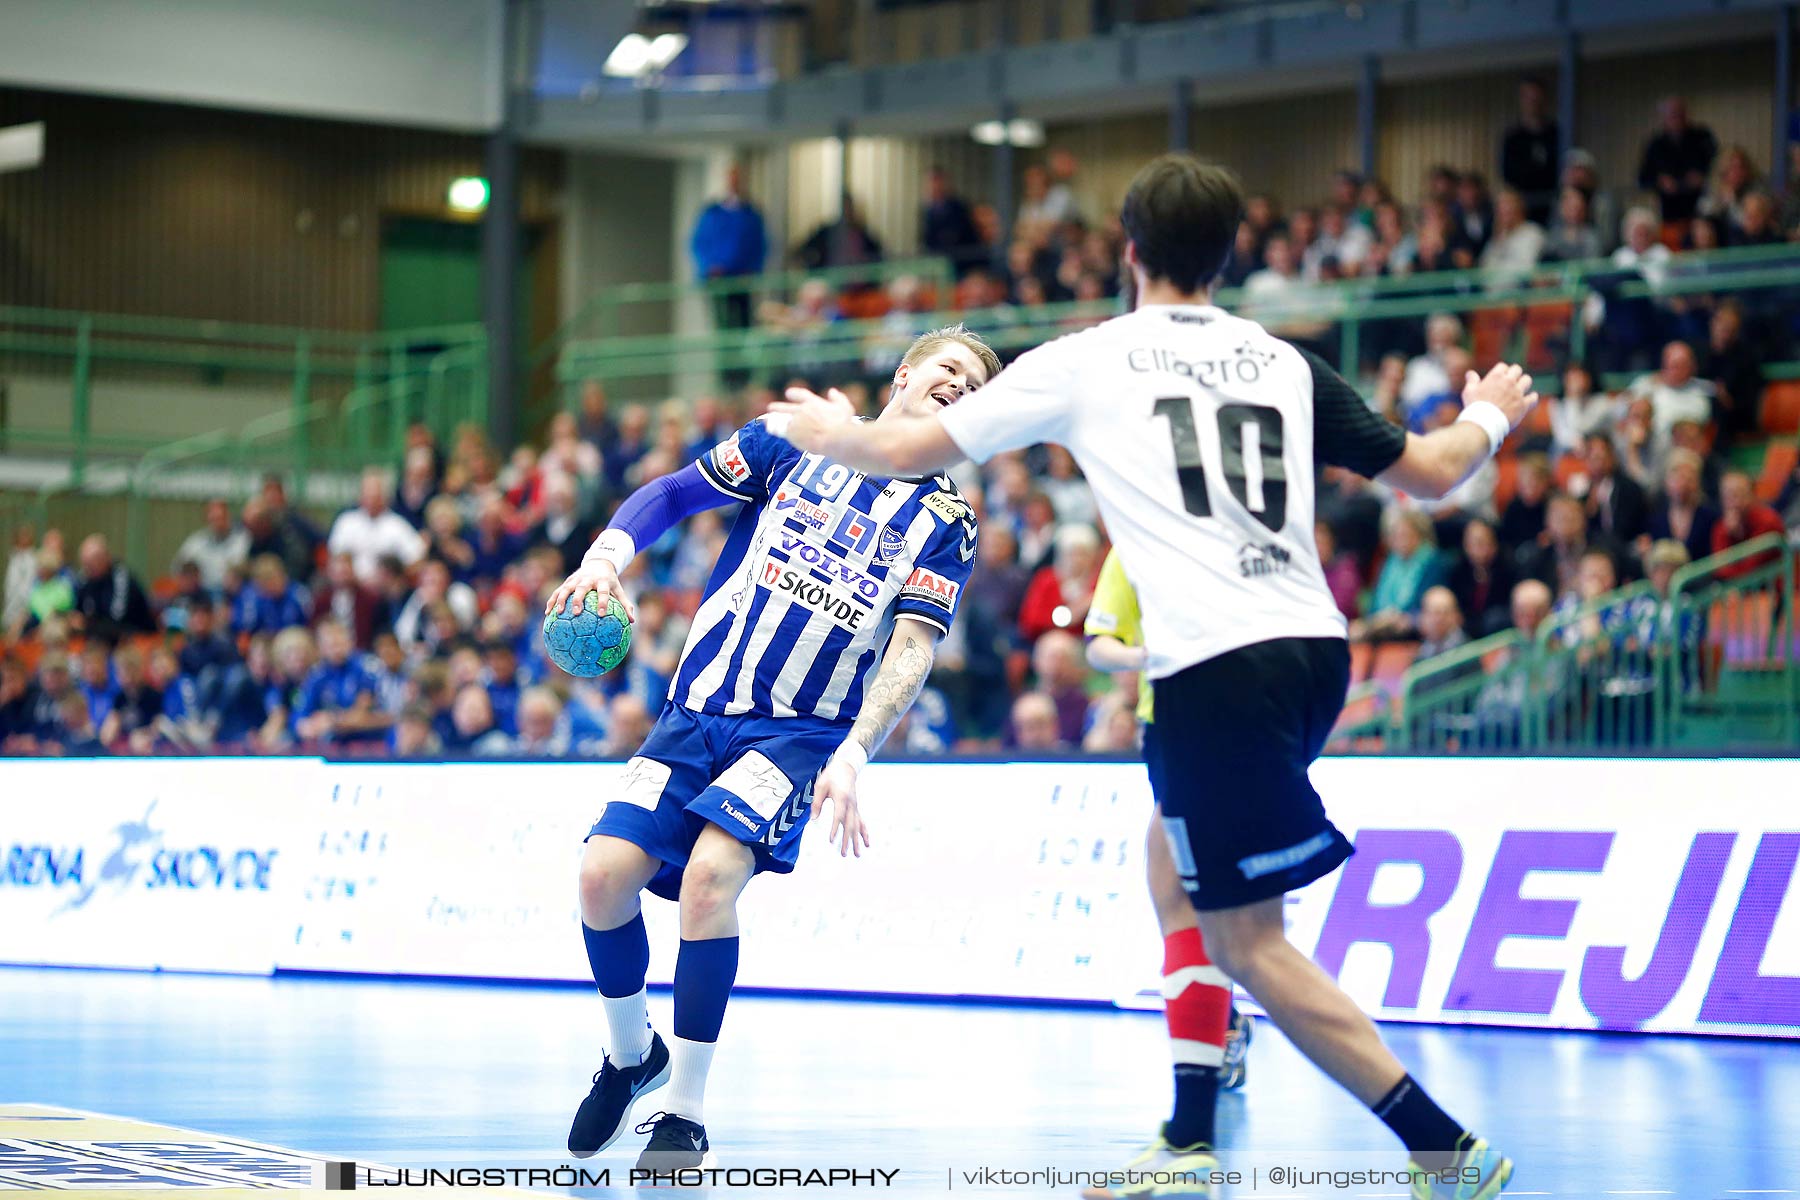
[901,324,1001,385]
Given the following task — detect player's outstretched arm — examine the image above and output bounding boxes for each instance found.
[1380,362,1539,500]
[767,387,964,477]
[811,617,943,857]
[545,462,738,621]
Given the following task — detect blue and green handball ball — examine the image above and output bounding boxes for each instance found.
[543,591,632,678]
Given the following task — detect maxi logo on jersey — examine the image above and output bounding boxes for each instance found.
[901,566,960,612]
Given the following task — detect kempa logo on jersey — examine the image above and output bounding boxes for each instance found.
[775,534,882,604]
[1237,541,1293,578]
[761,562,867,630]
[772,484,832,530]
[900,567,960,611]
[1128,346,1273,386]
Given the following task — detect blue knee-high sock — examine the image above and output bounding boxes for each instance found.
[665,937,739,1123]
[582,913,650,997]
[584,914,653,1063]
[673,936,739,1043]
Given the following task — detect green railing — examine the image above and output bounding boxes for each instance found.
[0,306,487,486]
[1389,629,1529,753]
[1395,533,1796,753]
[555,241,1800,402]
[1661,532,1798,749]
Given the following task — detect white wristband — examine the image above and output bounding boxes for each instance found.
[582,529,637,573]
[761,412,793,439]
[829,740,869,775]
[1456,400,1511,457]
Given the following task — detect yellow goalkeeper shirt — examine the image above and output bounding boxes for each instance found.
[1083,548,1154,725]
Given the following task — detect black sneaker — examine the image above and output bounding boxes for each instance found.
[567,1033,671,1158]
[633,1112,715,1173]
[1220,1006,1252,1092]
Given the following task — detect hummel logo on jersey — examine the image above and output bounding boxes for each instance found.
[717,797,761,831]
[1237,541,1293,578]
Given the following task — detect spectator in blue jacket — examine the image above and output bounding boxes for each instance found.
[293,618,390,745]
[690,163,768,339]
[234,555,310,637]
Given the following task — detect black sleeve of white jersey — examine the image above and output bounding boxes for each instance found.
[1295,346,1408,478]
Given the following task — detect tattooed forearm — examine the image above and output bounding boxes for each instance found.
[850,627,938,758]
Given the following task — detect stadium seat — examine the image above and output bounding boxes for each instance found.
[1761,381,1800,435]
[1470,310,1516,368]
[1756,440,1797,502]
[1370,641,1419,695]
[838,291,891,320]
[1522,302,1573,372]
[1522,399,1553,438]
[14,639,44,674]
[1493,454,1519,512]
[1554,453,1585,491]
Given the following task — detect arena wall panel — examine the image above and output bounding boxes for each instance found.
[2,756,1795,1040]
[0,0,503,131]
[0,88,561,329]
[1579,40,1775,203]
[1380,70,1531,208]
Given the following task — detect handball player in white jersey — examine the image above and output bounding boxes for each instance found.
[768,155,1535,1200]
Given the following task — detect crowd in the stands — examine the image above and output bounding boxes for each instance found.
[4,87,1799,758]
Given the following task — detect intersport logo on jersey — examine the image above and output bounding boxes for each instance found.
[772,484,832,531]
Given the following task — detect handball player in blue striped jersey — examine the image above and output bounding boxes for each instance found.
[547,325,999,1170]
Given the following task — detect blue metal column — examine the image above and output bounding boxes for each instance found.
[995,101,1017,257]
[1357,54,1379,181]
[1776,5,1794,195]
[1559,30,1580,172]
[481,0,525,449]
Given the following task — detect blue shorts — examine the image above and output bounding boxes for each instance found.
[587,702,848,901]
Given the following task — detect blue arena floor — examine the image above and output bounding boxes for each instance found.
[2,965,1797,1196]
